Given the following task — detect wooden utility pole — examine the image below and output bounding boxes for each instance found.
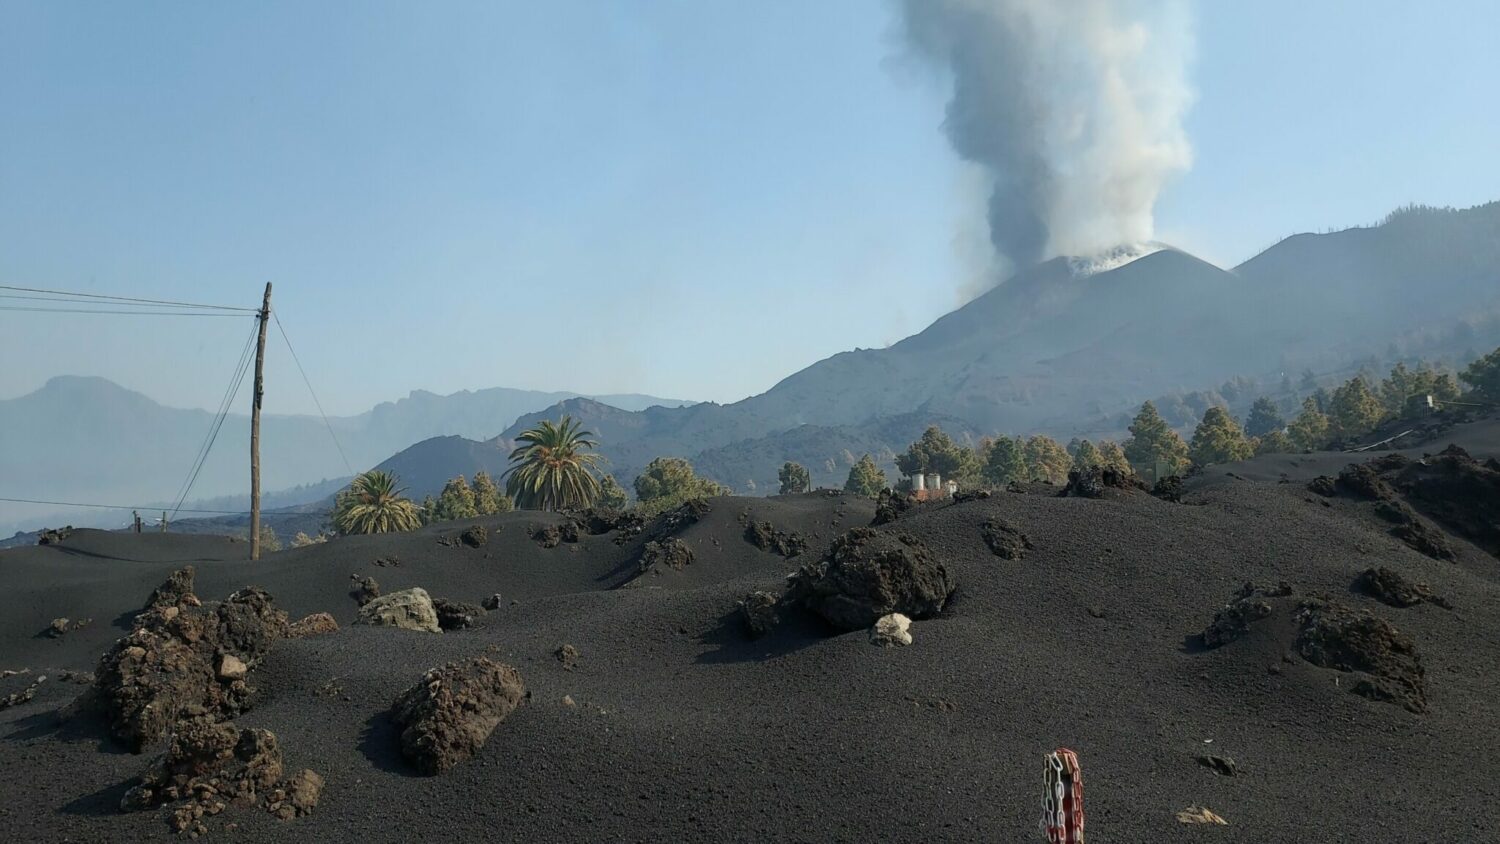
[250,282,272,560]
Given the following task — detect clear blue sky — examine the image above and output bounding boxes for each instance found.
[2,1,1497,415]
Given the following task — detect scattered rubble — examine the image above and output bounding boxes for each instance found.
[45,617,91,638]
[36,526,73,545]
[554,644,580,670]
[871,489,913,526]
[390,657,526,775]
[743,520,808,557]
[1,674,45,710]
[638,538,694,573]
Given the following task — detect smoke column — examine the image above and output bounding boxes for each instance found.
[900,0,1194,269]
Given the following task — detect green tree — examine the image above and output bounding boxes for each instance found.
[1189,406,1254,466]
[1253,430,1295,456]
[596,474,629,509]
[418,495,439,526]
[1245,396,1285,438]
[503,416,604,511]
[1025,435,1072,483]
[333,470,422,535]
[1379,363,1420,414]
[843,454,887,497]
[435,474,479,521]
[1287,396,1330,450]
[1123,401,1190,480]
[981,435,1029,485]
[471,471,512,515]
[951,444,985,489]
[894,425,965,479]
[1326,376,1385,440]
[634,457,730,508]
[1071,439,1103,471]
[778,461,811,495]
[1097,440,1131,473]
[1460,345,1500,399]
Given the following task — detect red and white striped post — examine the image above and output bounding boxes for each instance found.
[1041,748,1085,843]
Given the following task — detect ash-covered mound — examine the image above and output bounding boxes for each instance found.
[1295,600,1428,713]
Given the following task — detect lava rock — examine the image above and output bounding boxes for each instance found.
[1062,466,1144,498]
[433,598,484,631]
[481,593,503,611]
[1355,567,1449,609]
[349,575,380,607]
[390,657,526,775]
[786,527,954,631]
[288,613,339,638]
[1200,582,1292,649]
[638,538,694,573]
[980,518,1033,560]
[744,520,808,557]
[738,591,781,639]
[1294,599,1427,713]
[460,525,488,548]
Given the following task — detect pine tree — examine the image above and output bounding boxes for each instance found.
[843,454,887,497]
[1189,406,1254,466]
[1326,376,1384,440]
[982,435,1029,486]
[1123,401,1190,480]
[1253,430,1295,456]
[1460,345,1500,399]
[895,426,965,478]
[1097,440,1131,473]
[1070,439,1103,471]
[471,471,512,515]
[435,475,479,521]
[1025,435,1072,484]
[778,462,811,495]
[596,474,629,509]
[1287,396,1330,450]
[1245,396,1285,438]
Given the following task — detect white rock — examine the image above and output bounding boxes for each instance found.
[217,654,248,681]
[870,613,913,647]
[355,587,442,633]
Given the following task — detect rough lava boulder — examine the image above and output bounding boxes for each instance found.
[390,657,526,775]
[786,527,954,631]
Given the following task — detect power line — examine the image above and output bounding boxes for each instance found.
[0,305,251,316]
[168,319,260,519]
[167,319,259,512]
[274,312,354,475]
[0,495,255,516]
[0,283,258,312]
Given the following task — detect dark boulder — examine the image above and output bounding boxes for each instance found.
[390,658,526,775]
[786,527,954,631]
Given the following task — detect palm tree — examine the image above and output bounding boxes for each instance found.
[332,470,422,535]
[503,416,603,510]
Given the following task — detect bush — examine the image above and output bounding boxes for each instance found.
[634,457,730,507]
[1189,406,1254,466]
[778,462,811,495]
[843,454,887,497]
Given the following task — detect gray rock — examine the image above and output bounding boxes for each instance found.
[356,588,441,634]
[870,613,913,647]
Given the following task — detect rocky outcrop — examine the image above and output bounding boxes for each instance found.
[390,657,526,775]
[460,525,488,548]
[94,572,289,751]
[1355,567,1450,609]
[356,588,442,633]
[786,528,954,631]
[1061,466,1144,498]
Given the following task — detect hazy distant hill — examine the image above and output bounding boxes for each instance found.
[0,379,691,533]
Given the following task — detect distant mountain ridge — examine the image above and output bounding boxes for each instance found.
[0,377,692,533]
[6,201,1500,533]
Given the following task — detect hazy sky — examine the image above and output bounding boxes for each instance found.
[3,1,1498,415]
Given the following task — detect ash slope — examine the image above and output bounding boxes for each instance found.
[3,440,1500,841]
